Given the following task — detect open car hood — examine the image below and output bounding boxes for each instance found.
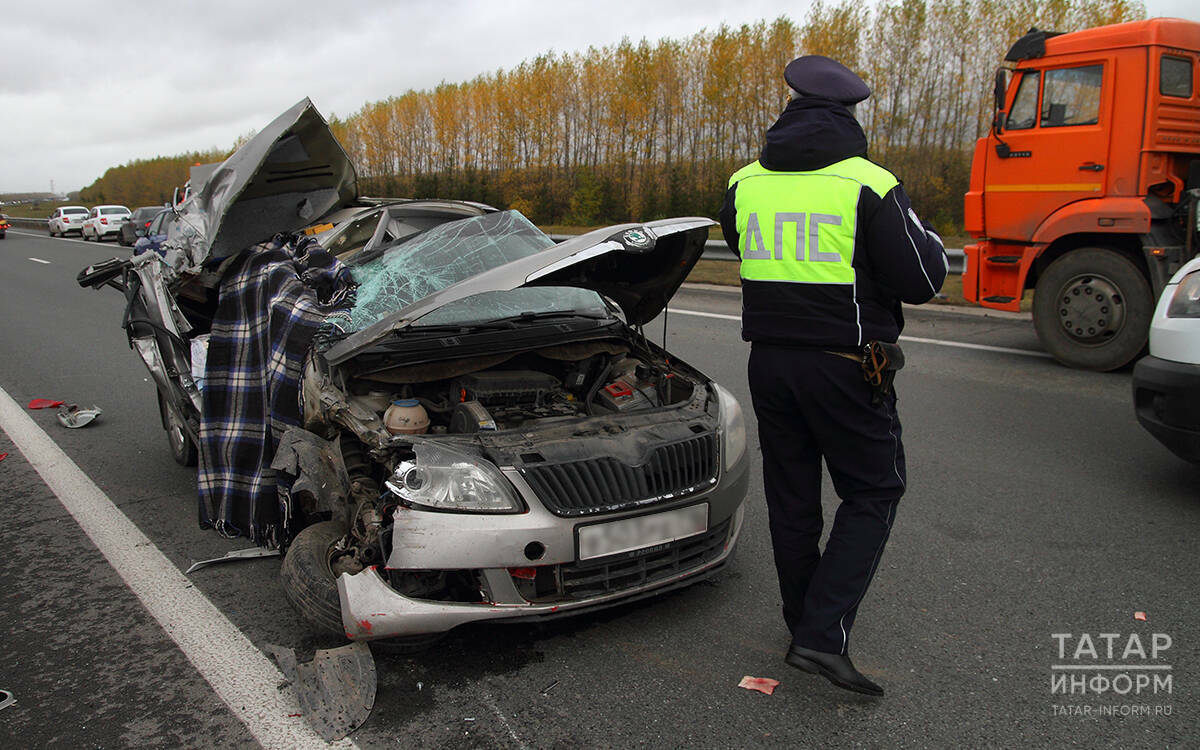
[170,98,357,265]
[323,217,714,365]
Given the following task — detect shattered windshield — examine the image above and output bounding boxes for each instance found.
[344,210,607,332]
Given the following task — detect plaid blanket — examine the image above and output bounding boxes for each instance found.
[198,234,355,547]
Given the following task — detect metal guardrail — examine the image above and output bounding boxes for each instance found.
[700,240,965,274]
[551,233,964,274]
[8,217,48,229]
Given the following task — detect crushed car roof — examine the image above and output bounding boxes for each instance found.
[176,97,358,264]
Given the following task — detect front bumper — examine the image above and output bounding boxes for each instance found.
[338,453,750,640]
[1133,355,1200,464]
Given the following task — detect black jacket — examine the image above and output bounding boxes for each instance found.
[720,97,947,348]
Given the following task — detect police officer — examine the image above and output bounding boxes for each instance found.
[720,55,947,697]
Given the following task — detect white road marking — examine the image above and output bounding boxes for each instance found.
[0,383,359,750]
[28,257,51,264]
[898,334,1053,359]
[12,228,94,246]
[482,689,531,750]
[667,307,1051,359]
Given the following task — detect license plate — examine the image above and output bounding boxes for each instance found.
[577,503,708,561]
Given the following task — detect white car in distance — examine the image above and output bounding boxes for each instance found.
[48,206,90,236]
[82,205,131,241]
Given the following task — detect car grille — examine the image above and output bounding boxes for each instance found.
[519,434,718,517]
[514,517,733,602]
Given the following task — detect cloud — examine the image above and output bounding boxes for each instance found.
[2,0,1193,193]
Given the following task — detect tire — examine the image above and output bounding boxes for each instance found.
[281,520,350,636]
[159,392,197,466]
[1032,247,1152,371]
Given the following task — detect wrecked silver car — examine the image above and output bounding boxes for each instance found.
[78,99,749,643]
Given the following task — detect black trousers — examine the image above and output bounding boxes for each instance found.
[748,345,906,655]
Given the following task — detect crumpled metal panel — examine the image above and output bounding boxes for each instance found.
[269,642,376,742]
[270,428,353,523]
[166,98,358,269]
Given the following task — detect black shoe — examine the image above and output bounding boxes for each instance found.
[785,645,884,697]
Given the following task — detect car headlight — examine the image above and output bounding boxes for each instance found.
[385,442,522,513]
[715,383,747,471]
[1166,271,1200,318]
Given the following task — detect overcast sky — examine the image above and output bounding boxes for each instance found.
[1,0,1196,194]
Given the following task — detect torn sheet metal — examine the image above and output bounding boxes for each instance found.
[0,689,14,711]
[269,642,376,742]
[56,404,102,429]
[185,547,280,574]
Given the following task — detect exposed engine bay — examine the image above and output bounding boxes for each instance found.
[285,332,720,604]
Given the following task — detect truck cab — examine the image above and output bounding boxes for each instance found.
[964,18,1200,370]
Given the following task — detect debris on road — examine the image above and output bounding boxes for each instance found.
[27,398,64,409]
[738,676,781,695]
[268,642,376,741]
[0,689,14,711]
[56,404,103,429]
[0,453,7,463]
[540,680,559,695]
[185,547,281,574]
[1135,611,1148,621]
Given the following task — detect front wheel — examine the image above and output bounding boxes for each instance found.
[1032,247,1152,371]
[280,520,350,636]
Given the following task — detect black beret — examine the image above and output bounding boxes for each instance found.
[784,55,870,105]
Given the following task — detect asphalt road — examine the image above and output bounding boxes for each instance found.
[0,228,1196,749]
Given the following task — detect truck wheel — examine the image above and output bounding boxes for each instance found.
[1033,247,1152,371]
[280,520,350,636]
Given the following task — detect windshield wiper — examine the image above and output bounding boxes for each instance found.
[478,310,611,327]
[398,310,612,336]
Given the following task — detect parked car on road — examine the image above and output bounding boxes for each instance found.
[78,99,749,646]
[1133,254,1200,464]
[48,206,89,236]
[120,205,167,246]
[131,208,173,256]
[82,205,131,241]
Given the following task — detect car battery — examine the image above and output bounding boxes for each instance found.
[597,379,655,412]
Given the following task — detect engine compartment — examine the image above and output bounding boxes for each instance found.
[337,343,699,436]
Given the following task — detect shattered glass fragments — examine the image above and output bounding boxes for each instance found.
[345,210,556,332]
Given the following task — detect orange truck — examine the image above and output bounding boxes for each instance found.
[964,18,1200,370]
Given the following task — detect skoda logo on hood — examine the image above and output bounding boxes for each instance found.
[621,227,656,249]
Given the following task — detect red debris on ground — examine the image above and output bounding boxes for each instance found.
[738,676,780,695]
[1135,611,1147,621]
[0,453,7,462]
[28,398,65,409]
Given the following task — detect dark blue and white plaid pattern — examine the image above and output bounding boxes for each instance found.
[198,234,354,547]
